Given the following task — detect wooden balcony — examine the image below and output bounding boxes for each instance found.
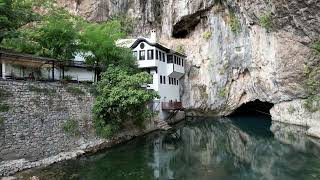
[162,102,183,110]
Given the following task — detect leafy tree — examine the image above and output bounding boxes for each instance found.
[1,6,81,61]
[80,21,138,72]
[0,0,37,42]
[93,66,159,138]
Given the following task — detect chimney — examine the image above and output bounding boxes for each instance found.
[150,30,157,43]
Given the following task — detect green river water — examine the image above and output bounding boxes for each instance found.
[18,115,320,180]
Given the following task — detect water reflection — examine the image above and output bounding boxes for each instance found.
[18,116,320,180]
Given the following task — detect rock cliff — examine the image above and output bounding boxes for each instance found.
[58,0,320,127]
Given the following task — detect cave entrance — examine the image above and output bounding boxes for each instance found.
[231,100,274,116]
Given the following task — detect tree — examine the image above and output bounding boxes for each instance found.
[93,66,159,138]
[1,6,80,61]
[80,21,138,72]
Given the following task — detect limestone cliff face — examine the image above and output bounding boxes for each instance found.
[59,0,320,118]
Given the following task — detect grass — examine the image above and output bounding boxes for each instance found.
[62,118,80,136]
[203,31,212,40]
[66,86,85,96]
[259,13,272,32]
[28,85,56,94]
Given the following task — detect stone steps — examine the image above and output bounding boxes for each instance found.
[155,120,172,131]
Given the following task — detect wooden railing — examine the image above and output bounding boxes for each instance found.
[162,102,183,110]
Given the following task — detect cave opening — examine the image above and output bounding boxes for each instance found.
[231,100,274,117]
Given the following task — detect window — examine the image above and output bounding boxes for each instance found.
[139,51,145,60]
[160,75,163,84]
[167,55,173,63]
[163,76,166,84]
[159,52,162,61]
[147,50,154,60]
[178,58,181,65]
[182,59,184,66]
[162,52,165,62]
[177,79,179,85]
[169,77,171,84]
[140,43,145,49]
[156,50,159,60]
[174,56,176,64]
[133,51,137,57]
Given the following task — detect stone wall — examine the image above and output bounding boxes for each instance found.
[0,80,95,162]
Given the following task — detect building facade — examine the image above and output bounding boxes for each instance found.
[127,32,186,120]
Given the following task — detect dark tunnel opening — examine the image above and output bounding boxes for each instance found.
[229,100,275,137]
[230,100,274,117]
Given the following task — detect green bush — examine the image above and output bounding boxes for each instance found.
[66,86,85,95]
[0,116,4,125]
[287,105,296,114]
[203,31,212,40]
[0,103,10,112]
[176,44,185,54]
[259,13,272,32]
[62,118,80,136]
[218,88,226,97]
[312,41,320,54]
[230,13,241,34]
[93,66,159,138]
[0,88,12,99]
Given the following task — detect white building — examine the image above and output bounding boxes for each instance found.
[119,31,186,120]
[0,50,97,82]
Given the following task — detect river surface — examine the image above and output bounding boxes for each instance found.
[18,115,320,180]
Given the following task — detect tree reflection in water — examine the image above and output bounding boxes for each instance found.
[18,116,320,180]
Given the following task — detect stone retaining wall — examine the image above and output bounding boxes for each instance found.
[0,80,95,162]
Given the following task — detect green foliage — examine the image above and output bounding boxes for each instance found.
[111,13,137,35]
[28,85,56,94]
[259,13,272,32]
[312,41,320,54]
[176,44,185,54]
[0,88,12,98]
[63,75,73,81]
[0,116,4,125]
[80,21,138,72]
[229,13,241,34]
[203,31,212,40]
[0,0,38,43]
[66,86,85,96]
[0,103,10,112]
[62,118,80,136]
[218,88,226,97]
[93,66,159,138]
[287,105,296,114]
[303,66,320,112]
[1,7,80,61]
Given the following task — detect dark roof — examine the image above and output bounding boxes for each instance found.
[130,38,187,58]
[0,49,98,68]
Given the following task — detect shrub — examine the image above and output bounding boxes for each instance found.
[62,118,80,136]
[0,104,10,112]
[93,66,159,138]
[63,75,73,81]
[230,13,241,34]
[66,86,85,96]
[218,88,226,97]
[287,105,296,114]
[203,31,212,40]
[0,116,4,125]
[259,13,272,32]
[176,44,185,54]
[0,88,12,99]
[312,41,320,54]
